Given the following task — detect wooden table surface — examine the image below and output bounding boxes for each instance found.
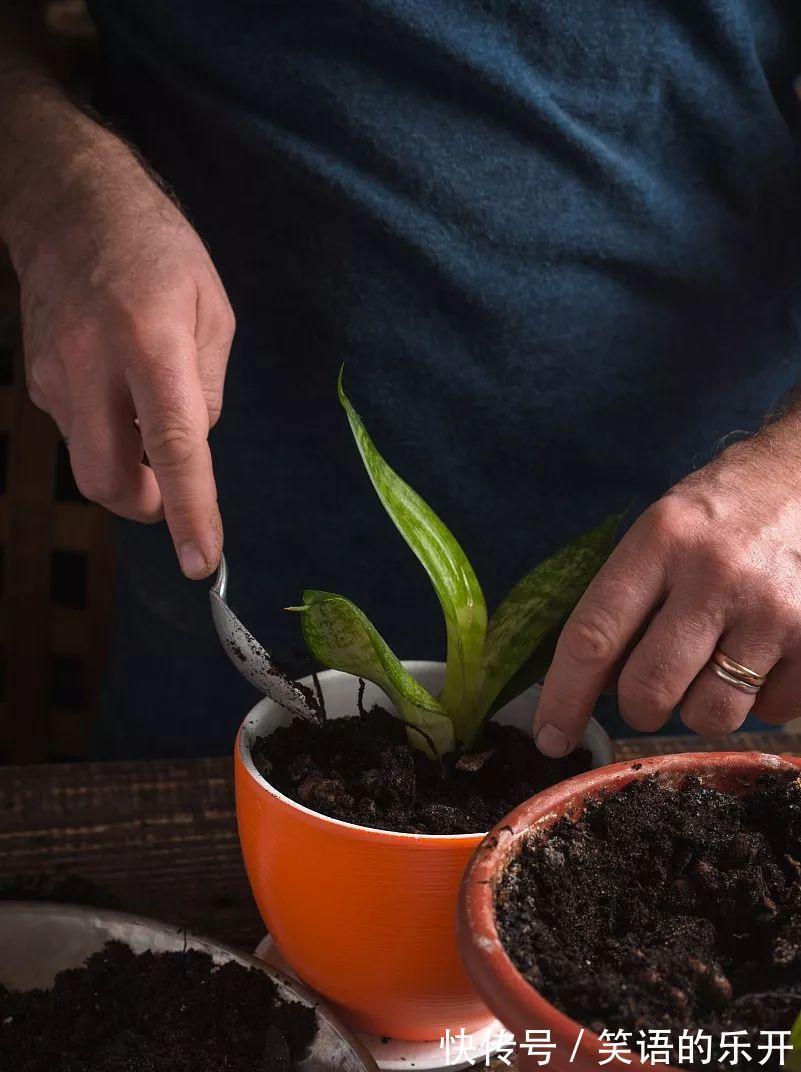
[2,732,800,956]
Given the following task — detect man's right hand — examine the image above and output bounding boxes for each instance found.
[1,92,234,580]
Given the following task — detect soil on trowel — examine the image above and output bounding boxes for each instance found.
[251,703,591,835]
[495,772,801,1070]
[0,940,317,1072]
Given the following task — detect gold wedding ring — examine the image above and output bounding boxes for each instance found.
[707,648,767,695]
[711,650,767,687]
[708,664,761,694]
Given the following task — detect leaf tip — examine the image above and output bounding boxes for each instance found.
[284,604,309,614]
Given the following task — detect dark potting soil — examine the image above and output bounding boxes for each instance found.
[495,772,801,1069]
[251,705,591,835]
[0,941,317,1072]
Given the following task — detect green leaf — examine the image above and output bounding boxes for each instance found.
[486,621,562,719]
[788,1012,801,1072]
[291,589,454,757]
[475,515,619,730]
[338,369,487,740]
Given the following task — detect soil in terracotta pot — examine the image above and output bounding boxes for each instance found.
[251,703,591,834]
[0,940,317,1072]
[495,772,801,1069]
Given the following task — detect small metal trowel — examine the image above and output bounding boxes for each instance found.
[210,553,322,721]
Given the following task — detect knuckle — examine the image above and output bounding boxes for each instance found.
[104,300,145,339]
[203,388,223,428]
[109,303,184,361]
[72,463,124,506]
[681,689,744,738]
[25,372,48,411]
[562,607,619,665]
[784,608,801,644]
[28,385,47,411]
[130,324,181,363]
[756,587,796,627]
[697,544,744,591]
[55,322,96,360]
[25,361,57,412]
[217,300,236,340]
[644,496,689,547]
[26,357,51,394]
[617,666,677,715]
[145,421,200,469]
[199,296,236,355]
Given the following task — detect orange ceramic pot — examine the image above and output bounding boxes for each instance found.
[235,661,614,1042]
[458,751,801,1072]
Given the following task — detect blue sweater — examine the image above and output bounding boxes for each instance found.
[87,0,801,756]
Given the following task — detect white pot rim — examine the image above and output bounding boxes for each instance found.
[237,661,614,843]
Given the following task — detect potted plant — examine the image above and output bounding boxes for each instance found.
[235,373,616,1042]
[458,751,801,1072]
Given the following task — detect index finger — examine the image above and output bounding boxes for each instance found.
[127,338,222,579]
[534,526,665,756]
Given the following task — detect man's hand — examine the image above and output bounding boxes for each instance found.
[535,425,801,753]
[2,108,234,579]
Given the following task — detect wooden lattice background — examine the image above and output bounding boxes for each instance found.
[0,2,111,765]
[0,251,115,765]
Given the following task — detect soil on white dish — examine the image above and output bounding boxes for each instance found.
[0,941,317,1072]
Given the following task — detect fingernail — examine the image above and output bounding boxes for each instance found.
[535,723,571,758]
[178,542,210,580]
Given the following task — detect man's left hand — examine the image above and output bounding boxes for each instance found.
[534,418,801,755]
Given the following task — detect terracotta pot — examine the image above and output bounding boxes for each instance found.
[457,750,801,1072]
[235,661,614,1041]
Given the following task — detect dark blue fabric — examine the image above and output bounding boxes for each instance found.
[86,0,801,758]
